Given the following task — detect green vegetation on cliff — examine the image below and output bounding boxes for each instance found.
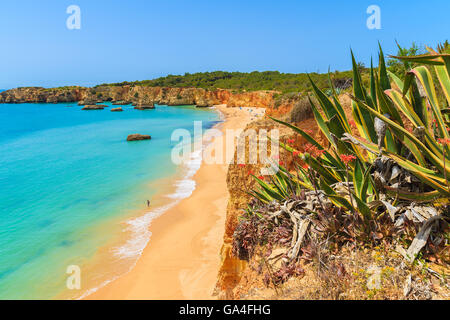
[96,70,354,94]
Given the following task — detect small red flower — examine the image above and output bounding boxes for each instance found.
[340,154,356,164]
[304,143,313,151]
[302,164,309,170]
[438,138,450,146]
[238,164,246,168]
[349,120,356,127]
[258,176,265,180]
[279,161,284,166]
[287,139,295,144]
[247,170,254,176]
[293,150,300,157]
[316,149,326,156]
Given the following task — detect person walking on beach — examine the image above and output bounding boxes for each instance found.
[147,200,151,207]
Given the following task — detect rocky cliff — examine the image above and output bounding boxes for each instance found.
[0,86,311,120]
[0,86,278,109]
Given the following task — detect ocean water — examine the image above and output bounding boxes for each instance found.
[0,101,219,299]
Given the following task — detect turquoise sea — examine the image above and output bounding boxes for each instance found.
[0,101,219,299]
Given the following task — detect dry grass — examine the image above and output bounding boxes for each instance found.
[234,243,449,300]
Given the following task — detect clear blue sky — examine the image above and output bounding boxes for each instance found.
[1,0,449,88]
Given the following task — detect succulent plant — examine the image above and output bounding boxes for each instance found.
[251,44,450,226]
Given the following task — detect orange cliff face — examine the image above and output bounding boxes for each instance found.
[214,95,353,299]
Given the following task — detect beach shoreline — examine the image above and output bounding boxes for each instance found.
[86,105,264,300]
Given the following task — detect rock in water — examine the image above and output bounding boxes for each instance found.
[134,104,155,110]
[111,107,123,112]
[127,134,151,141]
[82,105,105,110]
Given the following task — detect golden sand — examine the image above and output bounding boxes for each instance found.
[87,105,264,299]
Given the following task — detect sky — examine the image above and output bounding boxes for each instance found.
[0,0,449,88]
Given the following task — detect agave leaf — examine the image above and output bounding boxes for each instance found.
[353,192,374,221]
[387,70,405,92]
[390,54,445,66]
[331,95,352,132]
[308,74,338,120]
[434,62,450,107]
[327,69,338,97]
[248,189,272,204]
[253,176,285,201]
[360,164,377,202]
[378,44,391,91]
[327,115,346,149]
[374,76,402,155]
[385,154,450,196]
[402,136,427,167]
[385,89,425,128]
[310,97,333,143]
[270,174,289,199]
[305,153,339,185]
[384,188,441,202]
[295,165,314,190]
[385,88,434,153]
[351,103,374,157]
[353,159,364,198]
[412,66,449,139]
[370,58,377,106]
[375,73,403,125]
[351,50,367,101]
[352,100,377,144]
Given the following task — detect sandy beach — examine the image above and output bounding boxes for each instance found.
[87,105,264,300]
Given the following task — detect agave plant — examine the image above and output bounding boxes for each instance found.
[352,44,450,200]
[251,43,449,227]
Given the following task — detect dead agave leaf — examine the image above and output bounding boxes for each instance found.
[381,200,400,222]
[406,215,442,263]
[403,274,412,297]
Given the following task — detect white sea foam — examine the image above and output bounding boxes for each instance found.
[112,146,204,259]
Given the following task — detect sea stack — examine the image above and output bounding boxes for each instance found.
[127,134,151,141]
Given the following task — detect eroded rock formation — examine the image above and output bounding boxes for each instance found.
[126,134,151,141]
[81,105,105,110]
